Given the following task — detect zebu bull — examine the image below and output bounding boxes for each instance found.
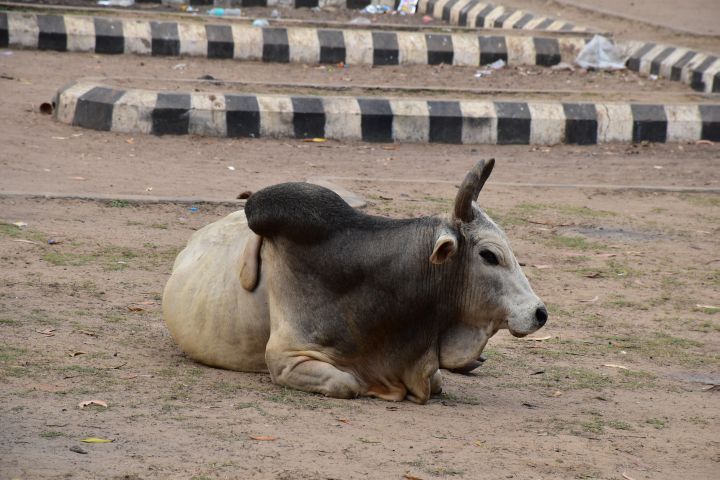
[163,159,547,403]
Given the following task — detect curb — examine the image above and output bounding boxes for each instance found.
[53,80,720,144]
[624,40,719,94]
[418,0,590,32]
[0,11,590,67]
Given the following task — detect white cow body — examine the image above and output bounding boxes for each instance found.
[163,210,270,372]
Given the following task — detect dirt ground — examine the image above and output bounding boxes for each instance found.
[1,8,720,480]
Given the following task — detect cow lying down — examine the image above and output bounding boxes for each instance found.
[163,159,547,404]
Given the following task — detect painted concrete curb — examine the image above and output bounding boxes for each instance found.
[624,40,719,94]
[53,81,720,144]
[0,11,590,67]
[417,0,590,32]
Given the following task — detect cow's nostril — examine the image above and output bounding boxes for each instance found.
[535,306,548,327]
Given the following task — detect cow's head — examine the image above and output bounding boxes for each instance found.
[430,159,547,338]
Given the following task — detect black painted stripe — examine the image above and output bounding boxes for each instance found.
[559,22,575,31]
[442,0,461,22]
[38,15,67,52]
[626,43,655,71]
[670,51,697,81]
[152,93,191,135]
[428,101,463,144]
[699,105,720,141]
[512,13,534,29]
[690,56,718,92]
[242,0,268,6]
[425,0,439,15]
[295,0,319,7]
[562,103,597,145]
[426,34,454,65]
[493,9,516,28]
[291,97,325,139]
[225,94,260,138]
[631,104,667,143]
[534,18,554,30]
[479,36,507,66]
[0,12,8,48]
[495,102,530,144]
[318,30,345,64]
[73,86,125,131]
[150,21,180,56]
[206,24,233,59]
[262,28,289,63]
[357,98,393,143]
[458,0,479,26]
[347,0,372,8]
[474,4,496,27]
[649,47,675,76]
[94,18,124,55]
[372,32,399,66]
[533,37,561,66]
[713,72,720,93]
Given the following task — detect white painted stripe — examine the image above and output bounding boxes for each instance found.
[64,15,95,52]
[287,27,320,65]
[465,3,489,28]
[523,17,546,30]
[55,82,97,125]
[431,0,448,18]
[665,104,701,142]
[483,6,506,28]
[257,95,294,138]
[390,99,430,143]
[8,13,39,49]
[545,20,566,32]
[596,103,633,143]
[638,44,667,75]
[700,59,720,93]
[397,32,427,66]
[505,36,535,66]
[452,33,480,66]
[682,53,706,83]
[178,22,207,57]
[460,100,497,144]
[189,92,227,137]
[658,48,689,79]
[323,96,362,141]
[344,30,374,66]
[449,1,467,25]
[528,102,565,145]
[416,0,430,14]
[112,89,157,134]
[502,10,525,29]
[232,24,263,61]
[123,19,152,55]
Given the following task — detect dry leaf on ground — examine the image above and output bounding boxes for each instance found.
[603,364,629,370]
[249,436,276,441]
[524,335,552,341]
[36,328,56,336]
[69,351,87,357]
[80,437,113,443]
[78,399,108,409]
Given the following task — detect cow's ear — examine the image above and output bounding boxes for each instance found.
[430,232,458,265]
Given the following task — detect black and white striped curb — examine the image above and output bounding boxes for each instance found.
[417,0,590,32]
[0,11,590,67]
[162,0,378,7]
[54,81,720,144]
[625,40,719,94]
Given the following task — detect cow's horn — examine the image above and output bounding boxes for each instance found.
[453,159,495,223]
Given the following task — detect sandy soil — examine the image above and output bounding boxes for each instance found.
[1,8,719,480]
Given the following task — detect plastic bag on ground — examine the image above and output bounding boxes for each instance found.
[575,35,626,70]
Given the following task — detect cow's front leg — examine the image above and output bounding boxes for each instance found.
[266,351,362,399]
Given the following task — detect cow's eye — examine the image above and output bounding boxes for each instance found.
[480,250,499,265]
